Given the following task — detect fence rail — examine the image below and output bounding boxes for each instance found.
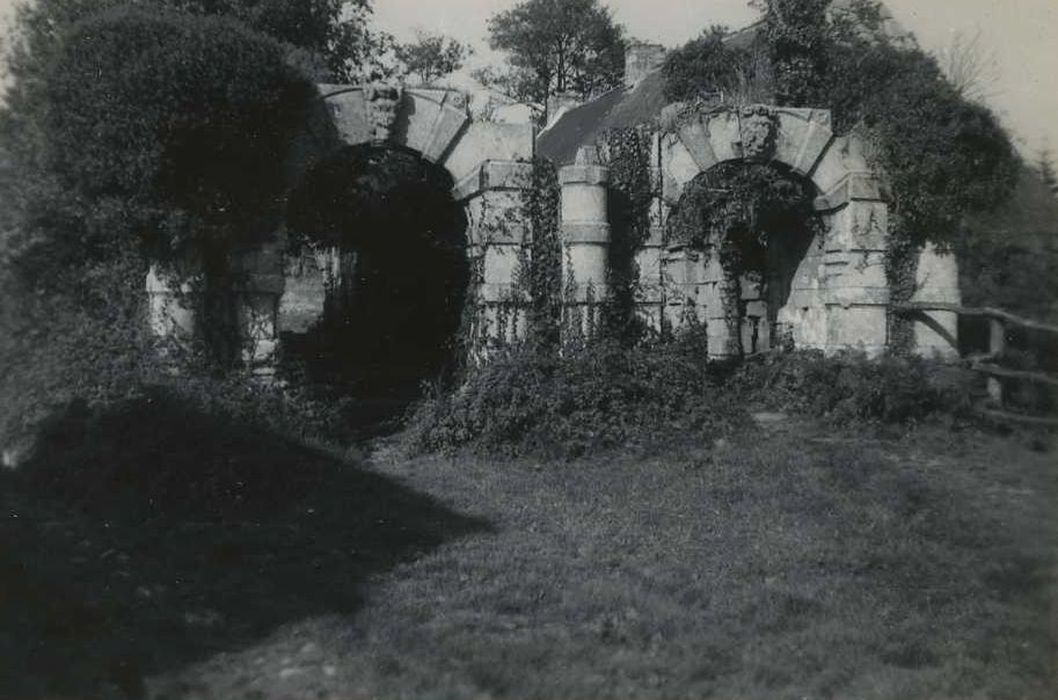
[891,302,1058,336]
[892,302,1058,426]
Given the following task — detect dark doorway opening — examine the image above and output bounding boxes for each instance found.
[285,144,469,403]
[669,161,819,356]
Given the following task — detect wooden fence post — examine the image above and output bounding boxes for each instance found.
[988,318,1006,404]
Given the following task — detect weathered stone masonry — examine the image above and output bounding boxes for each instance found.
[147,84,538,375]
[545,103,960,359]
[147,82,962,376]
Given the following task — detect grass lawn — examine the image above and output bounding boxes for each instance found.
[158,421,1055,700]
[2,410,1055,699]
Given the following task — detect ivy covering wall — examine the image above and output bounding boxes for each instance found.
[526,157,563,347]
[657,0,1025,349]
[602,128,654,341]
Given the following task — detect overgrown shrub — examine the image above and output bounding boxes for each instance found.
[0,4,334,462]
[404,338,745,459]
[663,1,1022,310]
[726,350,977,425]
[39,6,314,264]
[0,252,155,461]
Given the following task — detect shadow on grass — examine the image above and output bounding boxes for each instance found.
[0,390,489,699]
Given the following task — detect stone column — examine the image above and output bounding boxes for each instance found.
[146,264,200,373]
[910,242,960,359]
[741,272,769,355]
[146,265,198,341]
[635,225,665,333]
[232,242,285,380]
[559,146,610,341]
[454,160,535,357]
[823,199,890,357]
[661,247,716,344]
[714,260,744,359]
[635,132,666,334]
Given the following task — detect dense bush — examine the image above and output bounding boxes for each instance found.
[665,1,1019,253]
[825,38,1018,248]
[727,350,977,425]
[402,340,986,460]
[39,7,314,263]
[0,252,154,461]
[0,259,348,470]
[0,4,341,458]
[404,337,745,459]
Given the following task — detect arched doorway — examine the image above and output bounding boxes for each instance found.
[285,143,469,398]
[667,161,821,356]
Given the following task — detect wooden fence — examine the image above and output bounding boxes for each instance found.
[893,302,1058,426]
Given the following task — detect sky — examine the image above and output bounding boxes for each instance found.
[0,0,1055,155]
[370,0,1058,157]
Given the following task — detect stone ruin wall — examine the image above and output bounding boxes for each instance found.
[639,104,960,359]
[146,86,962,379]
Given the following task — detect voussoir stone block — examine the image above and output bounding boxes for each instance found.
[442,122,535,184]
[399,89,470,162]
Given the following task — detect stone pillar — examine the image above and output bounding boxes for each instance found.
[559,146,610,341]
[146,265,198,342]
[232,243,285,380]
[741,272,768,355]
[661,247,708,335]
[454,160,535,357]
[635,132,666,334]
[713,261,744,359]
[635,225,665,333]
[823,200,890,356]
[146,265,200,373]
[910,243,960,359]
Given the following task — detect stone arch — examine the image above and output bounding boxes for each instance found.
[282,142,471,394]
[664,160,823,357]
[317,85,535,203]
[146,83,541,380]
[282,85,539,362]
[656,105,892,356]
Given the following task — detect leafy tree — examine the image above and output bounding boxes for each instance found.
[42,7,313,250]
[671,0,1018,250]
[955,165,1058,322]
[486,0,626,110]
[821,6,1018,247]
[471,64,539,102]
[1037,147,1058,195]
[661,0,1024,318]
[662,26,756,103]
[177,0,396,83]
[2,0,391,90]
[758,0,830,107]
[939,28,999,103]
[395,31,472,85]
[1,5,315,370]
[0,0,388,292]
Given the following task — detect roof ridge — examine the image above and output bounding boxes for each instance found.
[538,84,628,139]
